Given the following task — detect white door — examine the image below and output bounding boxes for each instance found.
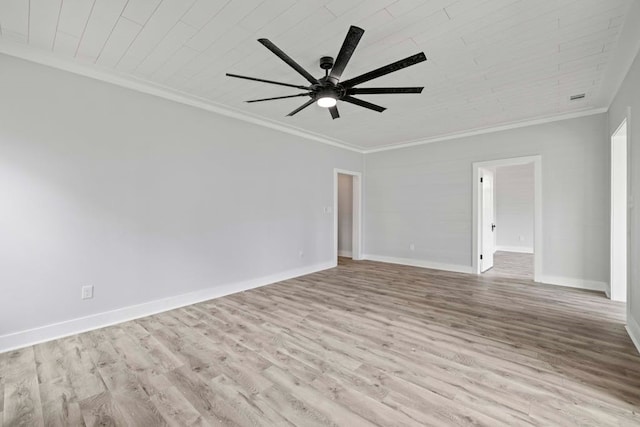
[481,169,495,272]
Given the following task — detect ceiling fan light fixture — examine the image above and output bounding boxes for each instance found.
[317,96,337,108]
[227,25,427,118]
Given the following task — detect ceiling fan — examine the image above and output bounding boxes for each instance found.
[225,26,427,120]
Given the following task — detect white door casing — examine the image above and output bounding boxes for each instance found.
[610,118,628,302]
[472,155,542,282]
[333,169,362,263]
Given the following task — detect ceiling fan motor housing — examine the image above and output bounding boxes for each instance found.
[320,56,334,70]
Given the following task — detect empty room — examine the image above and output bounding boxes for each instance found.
[2,0,640,425]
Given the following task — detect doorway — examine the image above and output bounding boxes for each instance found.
[473,156,542,282]
[337,174,354,258]
[479,168,495,272]
[610,118,628,302]
[485,163,536,279]
[333,169,362,263]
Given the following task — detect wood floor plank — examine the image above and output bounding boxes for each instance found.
[112,390,168,426]
[483,251,534,280]
[3,376,44,427]
[169,310,274,396]
[56,337,106,402]
[2,348,44,427]
[41,398,85,427]
[78,391,127,427]
[262,365,376,426]
[377,370,502,426]
[33,341,68,386]
[259,385,331,427]
[128,327,184,373]
[152,316,224,381]
[209,374,293,426]
[308,371,420,426]
[149,386,211,427]
[166,366,249,426]
[2,258,640,426]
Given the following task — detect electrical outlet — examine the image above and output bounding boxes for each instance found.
[409,243,415,251]
[519,235,525,242]
[81,285,93,300]
[299,250,304,258]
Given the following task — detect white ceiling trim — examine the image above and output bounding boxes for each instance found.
[2,3,638,157]
[363,107,608,154]
[0,39,613,156]
[0,38,362,154]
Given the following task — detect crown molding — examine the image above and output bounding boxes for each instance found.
[0,39,364,154]
[363,108,608,154]
[1,29,633,156]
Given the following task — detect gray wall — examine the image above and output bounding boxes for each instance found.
[495,163,534,252]
[3,44,635,346]
[364,113,609,284]
[0,54,362,339]
[609,45,640,326]
[337,174,353,256]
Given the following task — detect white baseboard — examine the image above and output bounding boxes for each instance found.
[363,254,473,274]
[338,250,352,257]
[495,245,534,254]
[0,261,335,354]
[626,314,640,355]
[538,275,607,292]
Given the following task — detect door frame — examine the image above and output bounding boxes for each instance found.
[626,107,632,323]
[472,155,542,282]
[334,169,363,263]
[610,116,629,302]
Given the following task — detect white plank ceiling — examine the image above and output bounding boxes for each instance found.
[0,0,634,149]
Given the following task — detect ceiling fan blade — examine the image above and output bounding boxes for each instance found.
[349,87,423,95]
[329,26,364,82]
[258,38,319,85]
[341,52,427,88]
[246,93,311,103]
[287,99,316,116]
[329,105,340,120]
[226,73,310,90]
[341,95,386,112]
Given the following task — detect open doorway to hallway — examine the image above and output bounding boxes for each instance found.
[483,163,535,280]
[333,169,362,264]
[337,173,354,259]
[473,156,542,282]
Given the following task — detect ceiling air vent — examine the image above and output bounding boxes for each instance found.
[570,93,586,101]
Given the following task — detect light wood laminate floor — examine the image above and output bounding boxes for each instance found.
[482,251,534,280]
[2,258,639,426]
